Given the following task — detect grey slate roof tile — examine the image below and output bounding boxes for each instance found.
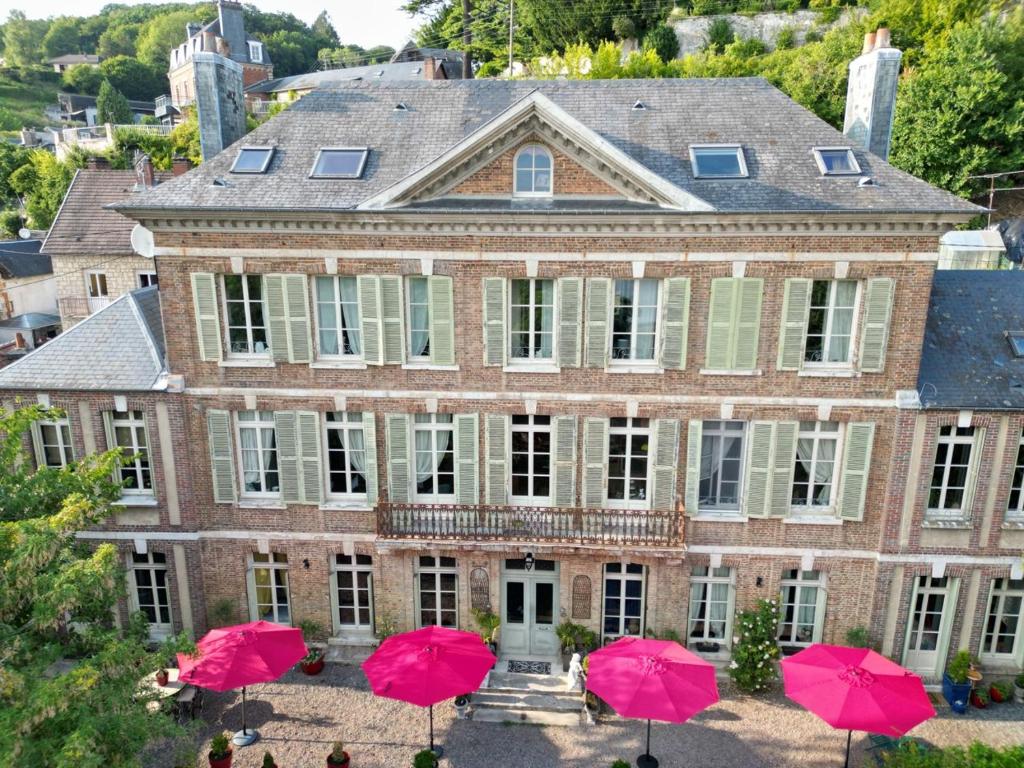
[0,239,51,279]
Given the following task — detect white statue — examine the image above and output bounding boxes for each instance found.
[566,652,583,692]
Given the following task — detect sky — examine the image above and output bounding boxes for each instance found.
[0,0,420,50]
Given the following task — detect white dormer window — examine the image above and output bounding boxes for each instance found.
[513,144,553,197]
[248,41,263,63]
[813,147,861,176]
[690,145,748,178]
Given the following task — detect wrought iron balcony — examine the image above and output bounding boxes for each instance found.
[376,502,683,547]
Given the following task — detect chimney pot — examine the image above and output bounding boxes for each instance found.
[86,155,109,170]
[171,156,193,176]
[862,32,876,55]
[875,28,891,49]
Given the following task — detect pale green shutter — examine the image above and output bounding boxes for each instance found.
[744,421,774,517]
[362,413,378,506]
[838,422,874,521]
[585,278,611,368]
[296,411,322,504]
[860,277,895,373]
[777,278,812,371]
[385,414,411,503]
[734,278,763,371]
[454,413,479,505]
[428,276,455,366]
[102,410,116,450]
[961,427,985,519]
[770,421,798,517]
[659,278,691,370]
[482,278,507,367]
[484,413,509,505]
[684,420,702,515]
[29,422,45,468]
[357,276,383,365]
[706,278,735,370]
[557,277,583,368]
[552,415,577,507]
[206,409,236,503]
[274,411,300,503]
[284,274,313,363]
[651,419,680,510]
[190,273,222,362]
[380,276,405,365]
[263,275,289,363]
[582,417,608,507]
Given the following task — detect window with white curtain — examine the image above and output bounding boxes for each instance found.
[779,569,825,653]
[249,552,290,624]
[130,551,172,636]
[407,276,431,361]
[417,555,458,628]
[611,279,659,362]
[688,566,734,650]
[333,553,374,631]
[513,144,553,196]
[315,276,362,358]
[927,426,975,517]
[509,279,554,361]
[324,412,366,499]
[607,417,651,509]
[511,415,551,504]
[413,414,454,501]
[34,417,74,468]
[236,410,279,496]
[699,421,745,513]
[982,578,1024,659]
[791,421,840,511]
[222,274,269,356]
[603,563,645,637]
[111,410,152,494]
[805,280,858,365]
[1006,430,1024,522]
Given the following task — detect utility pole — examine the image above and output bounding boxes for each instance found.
[508,0,514,77]
[462,0,473,79]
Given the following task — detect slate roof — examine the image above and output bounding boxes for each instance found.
[0,240,51,279]
[0,313,60,330]
[114,78,981,218]
[0,287,167,391]
[918,270,1024,410]
[43,170,169,257]
[245,61,439,96]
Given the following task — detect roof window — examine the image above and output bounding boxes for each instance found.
[1007,331,1024,358]
[690,145,748,179]
[230,147,275,174]
[311,148,369,179]
[813,147,861,176]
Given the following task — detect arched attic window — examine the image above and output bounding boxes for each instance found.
[513,144,553,197]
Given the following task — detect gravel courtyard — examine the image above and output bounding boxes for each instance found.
[151,665,1024,768]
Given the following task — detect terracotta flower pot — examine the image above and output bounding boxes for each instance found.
[301,655,325,676]
[970,691,988,709]
[155,669,169,687]
[326,751,350,767]
[208,749,232,768]
[990,684,1006,703]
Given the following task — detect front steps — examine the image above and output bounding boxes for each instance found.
[470,670,584,726]
[324,638,375,665]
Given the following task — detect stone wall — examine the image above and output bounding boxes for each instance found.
[671,9,858,56]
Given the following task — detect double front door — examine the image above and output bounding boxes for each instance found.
[903,575,958,677]
[501,558,559,657]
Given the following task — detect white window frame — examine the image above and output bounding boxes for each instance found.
[812,147,862,176]
[698,420,745,514]
[406,276,430,362]
[778,569,826,652]
[602,562,646,639]
[33,416,74,468]
[607,417,652,510]
[248,41,263,63]
[804,279,860,368]
[235,410,280,498]
[791,421,842,514]
[323,412,368,502]
[230,146,274,174]
[137,270,158,289]
[221,274,270,358]
[111,410,153,495]
[415,555,458,628]
[248,552,291,625]
[128,550,173,639]
[310,147,369,179]
[512,144,553,197]
[85,269,109,299]
[687,566,736,653]
[314,275,362,360]
[330,553,375,634]
[926,425,976,520]
[412,414,456,503]
[981,578,1024,663]
[610,278,660,365]
[689,144,748,179]
[508,278,556,362]
[510,414,552,505]
[1005,430,1024,523]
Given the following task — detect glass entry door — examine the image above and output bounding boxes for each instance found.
[904,575,955,676]
[500,559,559,657]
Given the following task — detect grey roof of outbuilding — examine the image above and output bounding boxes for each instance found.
[0,239,51,279]
[0,313,60,330]
[114,78,981,218]
[918,270,1024,410]
[0,287,166,391]
[245,61,433,95]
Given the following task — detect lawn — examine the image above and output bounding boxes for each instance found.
[0,68,61,133]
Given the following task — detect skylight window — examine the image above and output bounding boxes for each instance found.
[311,148,369,179]
[1007,331,1024,358]
[690,145,748,178]
[813,147,861,176]
[230,147,274,174]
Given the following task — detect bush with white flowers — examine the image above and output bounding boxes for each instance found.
[728,598,781,693]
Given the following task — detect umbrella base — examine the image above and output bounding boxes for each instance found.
[232,728,259,747]
[637,755,659,768]
[431,746,444,760]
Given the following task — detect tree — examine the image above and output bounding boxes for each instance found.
[62,64,104,96]
[136,9,213,69]
[706,18,735,55]
[42,16,84,58]
[8,151,78,231]
[2,10,48,67]
[170,112,203,167]
[99,56,165,101]
[0,143,31,206]
[96,80,133,125]
[0,405,193,767]
[97,23,141,59]
[642,24,679,62]
[311,10,340,47]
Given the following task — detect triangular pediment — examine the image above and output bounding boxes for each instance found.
[358,91,713,212]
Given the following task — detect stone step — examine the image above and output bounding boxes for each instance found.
[484,670,572,694]
[324,644,373,665]
[472,689,581,713]
[471,707,582,727]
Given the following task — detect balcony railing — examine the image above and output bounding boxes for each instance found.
[58,296,93,319]
[377,502,684,547]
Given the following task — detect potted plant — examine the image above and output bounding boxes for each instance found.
[155,667,170,686]
[472,608,500,656]
[326,740,350,767]
[208,732,232,768]
[454,694,470,719]
[990,679,1013,703]
[1015,673,1024,704]
[262,752,278,768]
[301,645,326,676]
[299,619,327,676]
[412,749,438,768]
[971,686,989,709]
[556,620,579,672]
[942,650,975,714]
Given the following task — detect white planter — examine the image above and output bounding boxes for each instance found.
[1014,684,1024,705]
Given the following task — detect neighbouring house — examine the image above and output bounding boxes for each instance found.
[4,29,1020,690]
[390,40,465,70]
[48,53,101,73]
[57,93,156,127]
[0,238,56,319]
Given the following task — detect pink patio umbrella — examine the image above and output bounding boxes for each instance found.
[176,620,307,747]
[781,644,936,768]
[585,637,720,768]
[362,625,496,758]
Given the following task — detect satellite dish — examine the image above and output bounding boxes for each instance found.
[17,228,31,240]
[130,224,155,259]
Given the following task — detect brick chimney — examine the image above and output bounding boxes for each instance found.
[423,56,438,80]
[171,156,193,176]
[86,155,110,170]
[217,0,247,63]
[843,27,902,160]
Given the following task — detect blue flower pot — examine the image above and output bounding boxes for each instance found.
[943,673,972,714]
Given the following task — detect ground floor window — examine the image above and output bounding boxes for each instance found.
[603,562,645,638]
[130,551,171,636]
[688,566,734,651]
[331,553,374,632]
[249,552,290,624]
[416,555,457,628]
[982,578,1024,660]
[778,569,825,653]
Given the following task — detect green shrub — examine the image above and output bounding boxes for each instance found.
[209,733,231,760]
[690,0,724,15]
[775,25,797,50]
[882,741,1024,767]
[0,209,22,238]
[845,626,870,648]
[611,761,631,768]
[707,18,736,54]
[412,749,437,768]
[612,16,637,40]
[991,680,1013,700]
[728,598,780,693]
[643,25,680,62]
[945,650,977,684]
[472,608,500,643]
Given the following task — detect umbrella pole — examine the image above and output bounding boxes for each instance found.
[844,730,852,768]
[428,704,444,758]
[232,686,259,747]
[636,719,658,768]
